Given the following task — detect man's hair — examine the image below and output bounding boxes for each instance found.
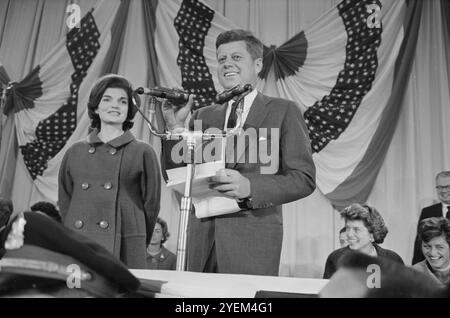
[30,201,62,223]
[87,74,139,131]
[436,171,450,181]
[418,217,450,246]
[156,217,170,244]
[216,29,263,60]
[340,203,388,244]
[0,197,13,228]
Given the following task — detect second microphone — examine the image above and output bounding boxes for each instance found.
[135,87,190,103]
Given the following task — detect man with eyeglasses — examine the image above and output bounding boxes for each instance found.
[412,171,450,264]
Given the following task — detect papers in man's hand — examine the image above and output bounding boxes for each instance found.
[165,137,241,218]
[165,160,224,198]
[193,196,240,218]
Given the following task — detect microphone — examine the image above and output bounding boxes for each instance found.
[135,87,190,103]
[214,84,253,104]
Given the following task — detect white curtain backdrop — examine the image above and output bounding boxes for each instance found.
[1,0,449,278]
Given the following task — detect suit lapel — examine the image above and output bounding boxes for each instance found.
[206,103,228,130]
[226,93,271,169]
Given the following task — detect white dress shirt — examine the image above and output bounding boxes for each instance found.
[442,203,450,218]
[223,89,257,130]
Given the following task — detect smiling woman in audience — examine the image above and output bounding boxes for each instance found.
[412,217,450,288]
[323,203,404,279]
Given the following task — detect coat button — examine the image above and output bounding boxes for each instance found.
[74,220,84,229]
[103,182,112,190]
[99,221,109,229]
[88,147,95,154]
[81,183,89,190]
[109,148,117,155]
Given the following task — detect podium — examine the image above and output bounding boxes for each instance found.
[130,269,328,298]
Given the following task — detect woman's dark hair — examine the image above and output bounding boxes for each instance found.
[418,217,450,246]
[155,217,170,244]
[87,74,140,131]
[340,203,388,244]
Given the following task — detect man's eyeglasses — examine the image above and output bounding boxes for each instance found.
[436,185,450,191]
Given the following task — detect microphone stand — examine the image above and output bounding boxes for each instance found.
[136,89,251,271]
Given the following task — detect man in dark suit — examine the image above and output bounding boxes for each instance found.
[161,29,316,275]
[412,171,450,264]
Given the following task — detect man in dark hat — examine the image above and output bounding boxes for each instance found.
[0,211,141,297]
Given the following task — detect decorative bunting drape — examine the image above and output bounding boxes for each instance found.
[0,0,123,206]
[174,0,218,111]
[18,12,101,179]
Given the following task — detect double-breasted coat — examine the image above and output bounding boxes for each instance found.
[58,129,161,268]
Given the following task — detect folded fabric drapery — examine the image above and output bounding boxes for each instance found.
[2,67,42,116]
[259,32,308,81]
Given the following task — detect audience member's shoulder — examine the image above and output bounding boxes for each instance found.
[328,246,350,259]
[372,245,403,264]
[418,203,442,221]
[422,202,442,212]
[387,249,404,264]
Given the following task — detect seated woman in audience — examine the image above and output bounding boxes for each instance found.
[412,217,450,288]
[146,217,176,270]
[323,203,403,279]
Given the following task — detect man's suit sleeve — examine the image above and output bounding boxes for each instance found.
[244,101,316,208]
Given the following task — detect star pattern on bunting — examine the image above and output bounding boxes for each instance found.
[304,0,382,153]
[174,0,217,110]
[20,12,100,180]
